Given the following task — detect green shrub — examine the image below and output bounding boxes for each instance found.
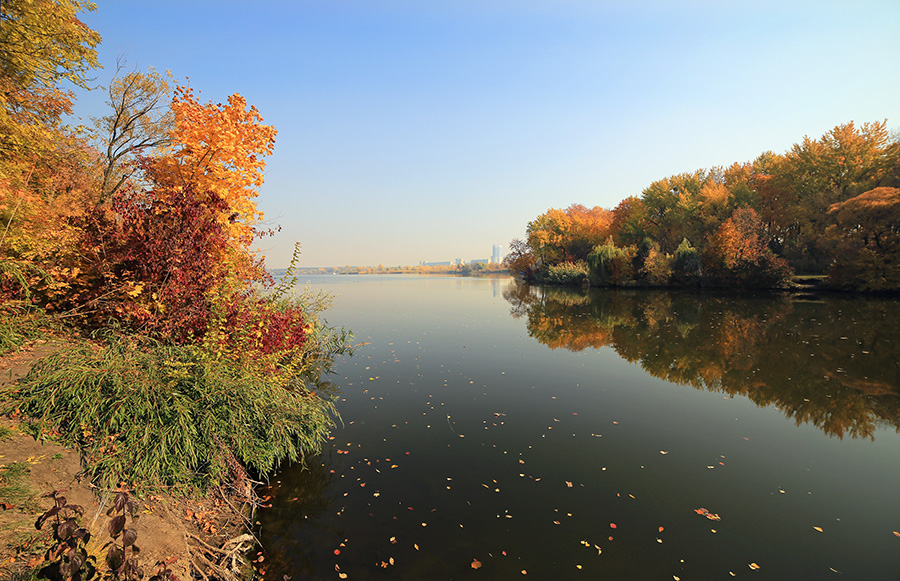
[2,316,350,492]
[672,238,702,285]
[0,306,49,355]
[538,261,589,286]
[587,239,635,286]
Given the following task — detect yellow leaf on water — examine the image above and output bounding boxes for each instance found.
[749,562,761,570]
[813,526,823,532]
[471,559,482,569]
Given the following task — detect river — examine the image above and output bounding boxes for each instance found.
[256,275,900,579]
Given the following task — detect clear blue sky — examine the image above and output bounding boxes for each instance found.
[72,0,900,268]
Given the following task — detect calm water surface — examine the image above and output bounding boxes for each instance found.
[257,275,900,580]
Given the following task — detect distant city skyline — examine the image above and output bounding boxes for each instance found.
[418,244,504,268]
[71,1,900,269]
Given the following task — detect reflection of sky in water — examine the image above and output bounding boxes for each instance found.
[260,276,900,580]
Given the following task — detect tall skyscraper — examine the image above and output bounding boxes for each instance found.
[491,244,502,264]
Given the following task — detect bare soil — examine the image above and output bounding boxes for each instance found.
[0,340,258,581]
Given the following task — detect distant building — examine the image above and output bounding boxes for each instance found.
[491,244,502,264]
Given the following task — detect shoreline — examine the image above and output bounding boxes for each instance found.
[0,339,259,581]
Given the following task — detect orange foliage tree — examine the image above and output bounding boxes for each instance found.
[143,86,277,286]
[525,204,612,265]
[706,207,791,287]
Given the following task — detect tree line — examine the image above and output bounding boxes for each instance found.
[504,122,900,291]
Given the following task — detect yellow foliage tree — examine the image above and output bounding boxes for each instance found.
[1,0,101,301]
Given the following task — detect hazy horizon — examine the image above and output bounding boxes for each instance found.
[71,1,900,268]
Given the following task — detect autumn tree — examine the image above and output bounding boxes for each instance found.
[525,204,612,266]
[94,59,174,199]
[706,207,792,288]
[562,203,613,259]
[0,0,100,157]
[503,238,537,279]
[766,121,899,271]
[636,171,707,254]
[0,0,101,302]
[526,208,571,265]
[826,187,900,290]
[610,196,644,246]
[143,86,277,284]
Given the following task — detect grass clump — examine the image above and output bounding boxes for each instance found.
[0,462,33,507]
[1,327,347,493]
[0,306,49,356]
[0,425,15,441]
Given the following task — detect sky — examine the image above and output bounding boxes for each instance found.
[70,0,900,268]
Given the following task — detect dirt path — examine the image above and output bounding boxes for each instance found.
[0,341,256,580]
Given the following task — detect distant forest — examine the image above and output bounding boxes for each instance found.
[505,121,900,292]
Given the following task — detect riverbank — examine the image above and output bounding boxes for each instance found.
[518,271,900,296]
[0,338,259,581]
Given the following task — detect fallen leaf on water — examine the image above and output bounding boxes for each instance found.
[414,544,419,550]
[609,523,617,529]
[566,481,573,487]
[660,450,668,455]
[471,559,482,569]
[658,526,664,533]
[749,562,761,570]
[813,526,823,532]
[893,531,900,537]
[694,508,721,521]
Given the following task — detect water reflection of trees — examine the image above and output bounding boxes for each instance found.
[503,282,900,439]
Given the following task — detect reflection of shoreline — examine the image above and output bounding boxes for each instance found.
[503,282,900,440]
